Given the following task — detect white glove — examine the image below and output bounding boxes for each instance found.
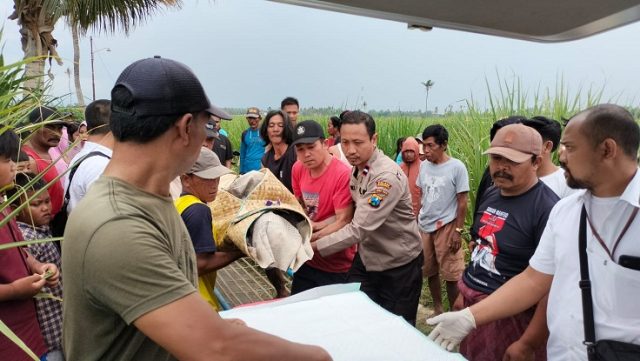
[426,307,476,351]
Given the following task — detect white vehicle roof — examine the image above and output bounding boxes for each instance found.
[271,0,640,42]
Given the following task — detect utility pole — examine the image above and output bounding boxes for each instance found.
[90,36,111,101]
[90,36,95,101]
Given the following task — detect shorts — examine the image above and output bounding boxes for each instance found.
[421,221,464,281]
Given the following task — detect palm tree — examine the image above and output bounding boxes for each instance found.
[421,80,434,114]
[71,24,84,105]
[9,2,64,91]
[9,0,182,92]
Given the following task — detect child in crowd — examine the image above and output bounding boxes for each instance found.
[8,172,64,361]
[16,150,38,175]
[0,129,60,361]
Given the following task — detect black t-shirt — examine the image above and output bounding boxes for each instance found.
[261,145,297,193]
[213,134,233,165]
[180,201,216,254]
[463,181,559,294]
[470,166,493,240]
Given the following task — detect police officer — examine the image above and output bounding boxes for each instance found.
[313,111,424,325]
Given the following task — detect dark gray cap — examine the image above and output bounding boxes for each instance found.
[111,56,232,120]
[28,106,72,125]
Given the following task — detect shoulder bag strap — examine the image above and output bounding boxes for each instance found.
[578,204,598,361]
[64,151,111,202]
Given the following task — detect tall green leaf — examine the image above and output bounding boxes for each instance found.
[0,320,40,361]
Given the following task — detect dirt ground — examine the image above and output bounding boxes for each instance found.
[416,303,435,335]
[417,302,462,354]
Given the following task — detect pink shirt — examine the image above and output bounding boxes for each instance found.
[23,146,64,217]
[48,127,70,176]
[292,158,356,273]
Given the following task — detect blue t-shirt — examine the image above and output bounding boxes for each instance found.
[463,181,559,294]
[180,202,216,254]
[240,128,265,174]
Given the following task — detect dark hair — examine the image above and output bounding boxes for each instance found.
[110,85,184,143]
[577,104,640,159]
[422,124,449,146]
[330,116,341,130]
[395,137,407,157]
[490,116,526,141]
[522,116,562,152]
[280,97,299,109]
[340,110,376,138]
[85,99,112,135]
[0,129,20,161]
[531,154,539,164]
[260,110,294,145]
[66,122,80,142]
[17,151,30,163]
[6,172,46,206]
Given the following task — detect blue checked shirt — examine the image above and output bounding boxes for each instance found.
[17,222,63,352]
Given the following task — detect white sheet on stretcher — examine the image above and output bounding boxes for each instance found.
[221,283,467,361]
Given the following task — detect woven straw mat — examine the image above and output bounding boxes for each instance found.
[209,169,313,271]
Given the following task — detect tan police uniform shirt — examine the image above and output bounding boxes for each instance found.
[316,149,423,271]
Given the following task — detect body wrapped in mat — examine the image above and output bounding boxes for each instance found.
[209,169,313,271]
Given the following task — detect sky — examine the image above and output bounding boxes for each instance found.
[1,0,640,113]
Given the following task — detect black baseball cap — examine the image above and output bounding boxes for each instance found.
[111,56,232,120]
[292,120,324,146]
[28,106,72,125]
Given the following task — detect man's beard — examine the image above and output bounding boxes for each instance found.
[562,164,589,190]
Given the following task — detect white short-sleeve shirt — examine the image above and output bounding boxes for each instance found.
[530,169,640,360]
[539,168,578,199]
[64,141,112,213]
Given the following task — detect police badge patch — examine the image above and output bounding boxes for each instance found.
[368,194,383,208]
[376,180,392,190]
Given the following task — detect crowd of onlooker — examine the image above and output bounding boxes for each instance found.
[1,58,638,361]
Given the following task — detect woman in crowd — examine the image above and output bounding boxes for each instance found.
[67,121,87,161]
[325,116,340,147]
[260,109,297,193]
[259,109,297,298]
[48,121,87,171]
[328,112,351,167]
[394,137,407,164]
